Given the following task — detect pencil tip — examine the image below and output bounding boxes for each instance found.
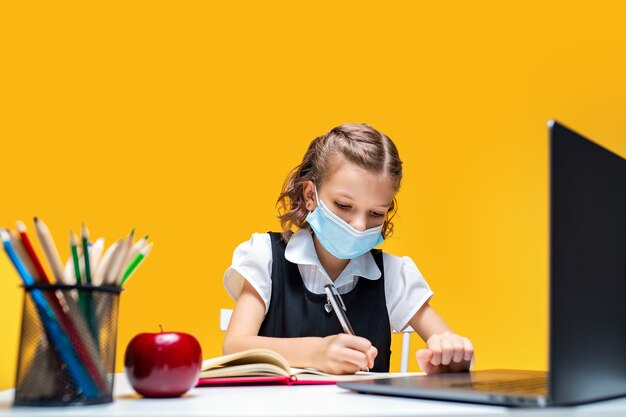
[143,242,154,254]
[130,227,135,237]
[33,216,39,223]
[15,221,26,232]
[144,235,149,240]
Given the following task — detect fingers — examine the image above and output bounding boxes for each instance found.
[338,334,377,370]
[416,348,435,374]
[328,334,376,372]
[339,333,375,352]
[367,345,378,369]
[336,346,370,370]
[462,337,474,362]
[427,334,443,366]
[451,336,464,363]
[421,332,475,374]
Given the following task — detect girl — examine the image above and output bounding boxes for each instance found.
[223,123,475,374]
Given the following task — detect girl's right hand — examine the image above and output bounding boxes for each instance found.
[315,333,377,374]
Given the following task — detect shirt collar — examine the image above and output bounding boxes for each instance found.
[284,228,382,281]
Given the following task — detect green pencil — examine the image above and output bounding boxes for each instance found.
[81,223,92,284]
[81,223,98,342]
[119,242,153,287]
[70,231,82,284]
[70,231,88,318]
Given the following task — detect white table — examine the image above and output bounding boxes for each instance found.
[2,374,626,417]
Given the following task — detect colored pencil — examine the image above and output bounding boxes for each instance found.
[70,230,90,322]
[90,237,105,273]
[81,224,92,284]
[10,231,39,281]
[93,240,120,286]
[116,228,135,278]
[106,235,131,285]
[79,224,99,340]
[70,231,83,285]
[16,221,50,283]
[121,232,146,272]
[34,217,66,284]
[119,242,153,287]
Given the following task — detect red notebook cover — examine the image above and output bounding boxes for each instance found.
[196,375,336,387]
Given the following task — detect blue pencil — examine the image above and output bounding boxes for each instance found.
[1,229,100,398]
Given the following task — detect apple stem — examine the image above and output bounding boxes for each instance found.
[159,324,163,332]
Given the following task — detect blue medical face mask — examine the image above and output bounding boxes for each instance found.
[305,186,384,259]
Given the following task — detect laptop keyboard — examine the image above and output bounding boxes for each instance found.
[450,377,547,394]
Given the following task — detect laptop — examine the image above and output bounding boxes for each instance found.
[338,120,626,407]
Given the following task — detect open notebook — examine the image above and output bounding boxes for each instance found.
[197,348,412,386]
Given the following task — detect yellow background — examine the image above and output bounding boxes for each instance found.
[1,1,625,390]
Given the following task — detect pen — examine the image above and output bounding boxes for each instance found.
[324,284,355,335]
[324,284,370,372]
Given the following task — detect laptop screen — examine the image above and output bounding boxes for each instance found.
[549,121,626,405]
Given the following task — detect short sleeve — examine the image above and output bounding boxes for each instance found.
[383,254,434,332]
[223,233,273,314]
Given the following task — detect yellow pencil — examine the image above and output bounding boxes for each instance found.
[93,240,121,286]
[34,217,66,284]
[122,234,147,272]
[108,231,133,285]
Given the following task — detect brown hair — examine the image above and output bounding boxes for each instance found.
[276,123,403,242]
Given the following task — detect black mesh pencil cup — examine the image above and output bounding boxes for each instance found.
[13,283,122,406]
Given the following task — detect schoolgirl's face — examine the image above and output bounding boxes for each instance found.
[303,159,396,232]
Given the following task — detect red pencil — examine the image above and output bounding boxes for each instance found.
[16,221,51,283]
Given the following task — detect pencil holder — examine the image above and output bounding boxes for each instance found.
[13,283,122,407]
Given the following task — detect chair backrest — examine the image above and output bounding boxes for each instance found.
[220,308,414,372]
[220,308,232,332]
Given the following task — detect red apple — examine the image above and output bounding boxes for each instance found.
[124,327,202,398]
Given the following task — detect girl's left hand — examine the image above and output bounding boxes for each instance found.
[416,331,474,374]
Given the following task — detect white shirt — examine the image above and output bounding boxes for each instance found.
[223,228,434,332]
